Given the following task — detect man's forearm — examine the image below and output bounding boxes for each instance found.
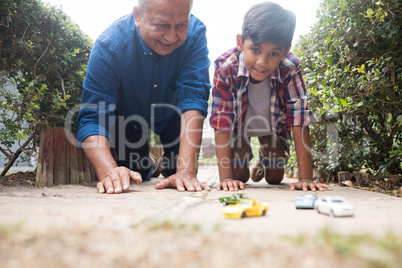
[176,110,204,175]
[82,135,117,180]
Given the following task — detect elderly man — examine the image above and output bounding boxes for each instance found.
[77,0,211,194]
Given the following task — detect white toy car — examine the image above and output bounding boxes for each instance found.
[314,196,354,217]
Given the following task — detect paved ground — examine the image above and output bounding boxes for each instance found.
[1,165,401,268]
[1,164,401,237]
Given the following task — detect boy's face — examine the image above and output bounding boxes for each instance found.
[237,35,290,82]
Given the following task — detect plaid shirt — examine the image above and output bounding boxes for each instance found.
[209,48,315,155]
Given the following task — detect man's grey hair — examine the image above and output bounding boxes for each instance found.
[138,0,193,12]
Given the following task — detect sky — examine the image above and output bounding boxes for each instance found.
[42,0,323,64]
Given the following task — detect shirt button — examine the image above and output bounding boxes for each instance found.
[154,84,158,87]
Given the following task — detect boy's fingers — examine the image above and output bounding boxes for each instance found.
[309,183,317,192]
[222,182,229,191]
[228,181,234,191]
[200,183,211,191]
[323,184,333,191]
[289,184,295,191]
[316,184,325,191]
[302,182,308,191]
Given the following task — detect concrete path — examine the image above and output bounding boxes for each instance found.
[1,164,401,238]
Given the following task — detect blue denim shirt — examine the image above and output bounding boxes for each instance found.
[77,14,210,144]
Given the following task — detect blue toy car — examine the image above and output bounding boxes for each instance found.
[295,194,318,209]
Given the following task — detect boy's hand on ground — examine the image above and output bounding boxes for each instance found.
[217,178,246,191]
[289,178,332,192]
[155,171,211,192]
[97,167,142,194]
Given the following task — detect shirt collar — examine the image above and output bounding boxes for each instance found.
[271,66,283,84]
[237,51,249,79]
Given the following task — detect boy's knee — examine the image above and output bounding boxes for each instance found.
[265,176,283,184]
[233,167,250,183]
[264,168,284,184]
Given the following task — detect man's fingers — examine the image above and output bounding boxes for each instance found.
[102,176,115,194]
[155,178,171,190]
[175,179,186,192]
[110,173,123,194]
[97,181,106,193]
[183,180,195,192]
[129,171,143,184]
[116,169,130,192]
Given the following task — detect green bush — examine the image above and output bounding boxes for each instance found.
[0,0,93,174]
[295,0,401,177]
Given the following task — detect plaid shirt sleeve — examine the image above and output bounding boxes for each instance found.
[210,64,235,130]
[282,56,315,126]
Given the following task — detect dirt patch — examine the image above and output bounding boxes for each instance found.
[355,178,402,198]
[0,171,36,191]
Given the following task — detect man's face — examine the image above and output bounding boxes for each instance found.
[237,35,290,82]
[134,0,191,56]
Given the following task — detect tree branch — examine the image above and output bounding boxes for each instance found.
[0,147,11,158]
[0,130,37,176]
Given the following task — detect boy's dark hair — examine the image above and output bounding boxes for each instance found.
[242,1,296,47]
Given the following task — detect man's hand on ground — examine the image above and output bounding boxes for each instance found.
[289,178,332,192]
[97,167,142,194]
[217,178,246,191]
[155,171,211,192]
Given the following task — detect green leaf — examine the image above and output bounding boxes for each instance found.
[366,8,374,18]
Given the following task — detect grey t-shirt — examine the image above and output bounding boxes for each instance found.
[243,77,272,137]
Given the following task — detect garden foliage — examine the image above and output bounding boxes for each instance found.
[295,0,401,176]
[0,0,93,174]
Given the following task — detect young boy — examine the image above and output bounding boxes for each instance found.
[210,2,332,192]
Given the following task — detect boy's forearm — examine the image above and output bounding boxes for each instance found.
[292,126,313,180]
[214,130,233,181]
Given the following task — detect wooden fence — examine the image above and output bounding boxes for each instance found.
[36,126,96,187]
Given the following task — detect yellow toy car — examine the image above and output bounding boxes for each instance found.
[223,199,268,219]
